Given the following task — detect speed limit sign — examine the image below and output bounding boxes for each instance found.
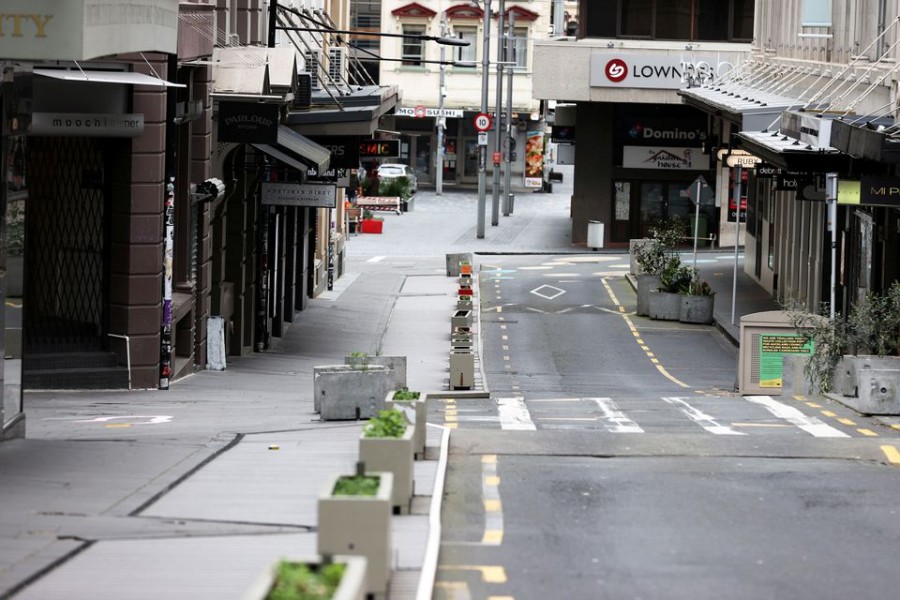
[474,113,492,132]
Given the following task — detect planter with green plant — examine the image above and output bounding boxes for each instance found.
[358,409,415,514]
[384,389,427,459]
[678,277,715,324]
[318,469,393,598]
[242,555,367,600]
[788,283,900,414]
[649,258,692,321]
[344,352,407,390]
[359,209,383,234]
[632,217,686,316]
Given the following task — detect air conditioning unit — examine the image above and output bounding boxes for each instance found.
[304,50,321,89]
[328,47,347,83]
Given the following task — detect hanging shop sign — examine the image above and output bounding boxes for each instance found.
[261,182,337,208]
[623,146,710,170]
[218,101,279,143]
[359,139,400,159]
[590,52,736,89]
[31,112,145,137]
[524,130,545,188]
[551,125,575,143]
[396,106,464,118]
[775,172,812,191]
[310,136,360,170]
[756,163,779,178]
[838,176,900,207]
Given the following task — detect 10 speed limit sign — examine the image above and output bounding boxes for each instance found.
[474,113,492,132]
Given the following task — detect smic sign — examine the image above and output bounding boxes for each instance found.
[360,140,400,159]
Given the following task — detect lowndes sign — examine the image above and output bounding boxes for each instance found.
[590,52,737,90]
[0,0,178,61]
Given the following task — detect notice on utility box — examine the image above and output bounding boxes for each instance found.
[758,333,813,388]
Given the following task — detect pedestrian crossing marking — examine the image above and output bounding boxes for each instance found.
[663,397,746,436]
[592,397,644,433]
[745,396,849,438]
[497,397,536,430]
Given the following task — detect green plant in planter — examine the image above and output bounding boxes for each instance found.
[679,278,715,296]
[659,259,693,293]
[787,282,900,393]
[650,216,687,250]
[378,177,411,200]
[634,238,668,276]
[363,409,408,438]
[266,560,345,600]
[392,389,420,401]
[333,474,381,496]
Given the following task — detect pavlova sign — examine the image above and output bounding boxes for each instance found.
[623,146,709,170]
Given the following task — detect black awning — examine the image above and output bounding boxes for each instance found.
[253,126,330,173]
[830,118,900,164]
[736,130,851,173]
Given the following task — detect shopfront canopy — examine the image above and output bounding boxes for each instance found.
[253,126,331,174]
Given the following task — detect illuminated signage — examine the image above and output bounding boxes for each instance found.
[590,52,736,89]
[359,140,400,159]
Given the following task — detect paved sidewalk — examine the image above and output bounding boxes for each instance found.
[0,164,785,599]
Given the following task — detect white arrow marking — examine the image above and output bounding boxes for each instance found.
[663,397,746,435]
[745,396,849,438]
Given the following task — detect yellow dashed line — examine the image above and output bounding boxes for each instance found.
[793,395,807,401]
[497,306,503,313]
[489,597,516,600]
[837,418,856,426]
[484,499,502,512]
[104,423,132,429]
[891,424,900,431]
[880,445,900,465]
[482,529,504,544]
[806,402,822,408]
[502,335,508,341]
[440,566,508,584]
[821,410,837,417]
[484,475,501,486]
[858,429,878,437]
[482,455,497,464]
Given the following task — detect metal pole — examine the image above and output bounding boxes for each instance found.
[826,173,838,319]
[731,165,742,325]
[437,12,447,196]
[692,178,701,277]
[502,11,515,216]
[491,0,505,226]
[477,1,492,238]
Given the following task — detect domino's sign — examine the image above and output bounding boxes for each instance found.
[590,52,736,89]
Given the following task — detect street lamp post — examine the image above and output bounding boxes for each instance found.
[437,12,447,196]
[491,0,506,226]
[502,11,515,216]
[476,0,492,239]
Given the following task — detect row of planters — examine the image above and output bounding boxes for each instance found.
[247,388,429,599]
[632,219,716,324]
[451,260,475,389]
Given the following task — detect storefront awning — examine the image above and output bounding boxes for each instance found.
[736,129,850,172]
[253,126,331,174]
[678,84,800,131]
[830,117,900,163]
[34,69,185,88]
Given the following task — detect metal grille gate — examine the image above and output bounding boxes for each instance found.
[25,137,107,352]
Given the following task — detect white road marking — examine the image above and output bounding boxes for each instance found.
[591,398,644,433]
[75,415,174,425]
[530,284,566,300]
[745,395,850,438]
[497,397,537,430]
[663,397,746,435]
[366,256,385,263]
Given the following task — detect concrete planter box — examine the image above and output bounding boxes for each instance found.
[679,294,714,324]
[385,391,427,460]
[359,426,415,514]
[451,309,473,333]
[636,274,661,317]
[242,555,367,600]
[451,334,472,350]
[450,351,474,390]
[313,365,393,420]
[318,472,393,598]
[831,356,900,415]
[456,297,474,310]
[648,290,681,321]
[458,273,474,287]
[446,252,473,276]
[344,355,407,390]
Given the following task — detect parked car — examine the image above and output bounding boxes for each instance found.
[377,163,417,194]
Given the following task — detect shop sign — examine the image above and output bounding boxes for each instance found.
[524,130,544,188]
[218,101,279,143]
[261,182,337,208]
[781,111,833,147]
[623,146,710,170]
[622,119,706,146]
[359,139,400,159]
[590,52,736,89]
[551,125,575,143]
[0,0,178,61]
[756,163,779,178]
[32,112,144,137]
[396,106,464,118]
[775,172,812,191]
[310,136,360,170]
[839,176,900,207]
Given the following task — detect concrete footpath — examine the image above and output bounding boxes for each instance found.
[0,166,785,599]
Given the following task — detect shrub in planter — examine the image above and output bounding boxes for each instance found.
[678,278,715,324]
[242,555,367,600]
[359,409,415,514]
[385,389,426,459]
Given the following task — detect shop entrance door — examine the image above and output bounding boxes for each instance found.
[463,139,479,180]
[638,180,693,239]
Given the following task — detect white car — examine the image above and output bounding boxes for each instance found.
[377,163,418,194]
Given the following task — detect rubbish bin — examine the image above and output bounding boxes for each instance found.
[587,220,605,249]
[508,193,515,213]
[690,213,710,247]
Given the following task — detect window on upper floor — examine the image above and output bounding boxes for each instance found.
[584,0,755,42]
[513,28,528,70]
[402,25,425,66]
[455,27,478,65]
